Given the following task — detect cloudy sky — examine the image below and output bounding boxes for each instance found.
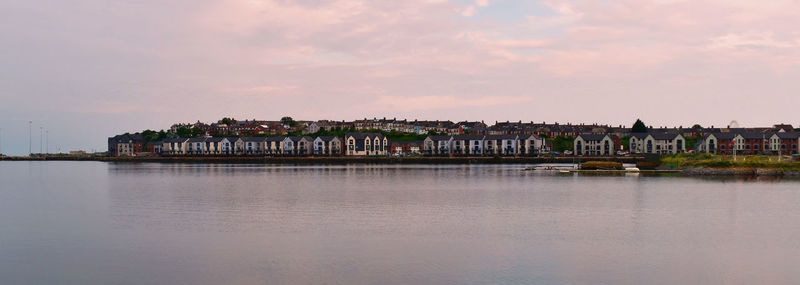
[1,0,799,154]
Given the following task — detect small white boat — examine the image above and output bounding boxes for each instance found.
[625,167,640,172]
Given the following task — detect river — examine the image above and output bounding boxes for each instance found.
[2,162,799,284]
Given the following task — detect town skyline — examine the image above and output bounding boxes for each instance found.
[2,115,796,156]
[4,0,800,155]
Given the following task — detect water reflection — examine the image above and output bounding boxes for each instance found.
[3,162,800,284]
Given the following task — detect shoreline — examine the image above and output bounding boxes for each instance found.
[4,156,799,177]
[0,156,641,164]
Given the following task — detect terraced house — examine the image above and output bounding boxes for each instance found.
[186,138,206,155]
[161,138,188,155]
[700,131,799,155]
[452,135,486,156]
[629,132,685,155]
[108,133,145,156]
[313,136,343,156]
[423,135,454,156]
[520,134,547,156]
[242,137,266,154]
[574,134,614,156]
[767,132,800,154]
[345,133,388,156]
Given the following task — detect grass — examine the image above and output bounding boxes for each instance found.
[661,153,800,170]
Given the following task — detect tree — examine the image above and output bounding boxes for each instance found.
[141,130,159,142]
[176,127,205,138]
[281,116,296,127]
[176,126,192,138]
[621,135,630,150]
[692,124,703,129]
[220,117,233,125]
[631,119,648,133]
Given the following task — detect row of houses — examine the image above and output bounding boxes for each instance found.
[422,134,550,156]
[571,130,800,156]
[696,131,799,155]
[573,132,688,156]
[159,136,346,156]
[168,117,796,141]
[110,133,553,157]
[118,133,391,157]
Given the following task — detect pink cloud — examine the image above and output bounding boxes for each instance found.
[4,0,800,154]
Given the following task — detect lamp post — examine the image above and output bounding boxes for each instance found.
[29,121,32,155]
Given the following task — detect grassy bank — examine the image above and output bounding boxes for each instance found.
[661,153,800,170]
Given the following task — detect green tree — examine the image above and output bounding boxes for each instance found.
[220,117,233,124]
[547,136,574,152]
[281,116,297,127]
[176,126,192,138]
[631,119,648,133]
[191,127,205,137]
[621,135,630,150]
[691,124,703,129]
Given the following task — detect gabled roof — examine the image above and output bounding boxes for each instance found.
[427,135,453,141]
[345,133,385,140]
[316,136,340,142]
[242,136,266,142]
[288,136,313,142]
[576,134,609,141]
[485,134,519,140]
[520,134,543,140]
[452,135,485,140]
[737,132,768,139]
[708,132,737,140]
[163,137,189,143]
[650,132,680,140]
[771,131,800,139]
[187,137,206,143]
[266,136,286,142]
[206,137,226,142]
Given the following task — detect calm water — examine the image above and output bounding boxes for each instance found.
[2,162,800,284]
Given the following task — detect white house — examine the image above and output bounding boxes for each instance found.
[162,138,188,155]
[484,135,519,156]
[205,137,225,155]
[345,133,389,156]
[574,134,614,156]
[423,135,454,156]
[242,137,266,154]
[452,135,485,156]
[520,134,546,156]
[264,137,284,155]
[630,132,685,154]
[313,136,343,156]
[186,138,207,155]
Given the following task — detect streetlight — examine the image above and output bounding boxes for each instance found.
[29,121,32,155]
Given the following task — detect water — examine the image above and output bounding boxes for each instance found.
[2,162,800,284]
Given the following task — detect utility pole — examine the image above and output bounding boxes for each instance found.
[45,130,49,157]
[40,127,43,155]
[29,121,32,155]
[0,128,3,155]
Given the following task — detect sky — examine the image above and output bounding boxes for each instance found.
[1,0,799,155]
